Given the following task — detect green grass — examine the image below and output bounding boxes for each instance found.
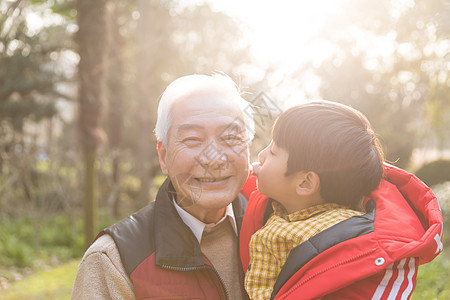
[0,260,79,300]
[412,253,450,300]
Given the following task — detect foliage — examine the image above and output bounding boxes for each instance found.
[412,252,450,300]
[0,211,116,277]
[432,182,450,245]
[297,0,449,168]
[0,224,34,267]
[416,160,450,187]
[0,0,74,138]
[0,143,81,219]
[0,215,81,269]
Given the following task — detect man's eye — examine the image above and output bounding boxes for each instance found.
[182,137,201,144]
[222,135,244,144]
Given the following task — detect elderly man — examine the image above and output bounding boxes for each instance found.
[72,74,254,299]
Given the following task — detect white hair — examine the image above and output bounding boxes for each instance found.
[154,74,255,145]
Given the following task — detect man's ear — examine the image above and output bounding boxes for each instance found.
[157,141,169,175]
[296,171,320,196]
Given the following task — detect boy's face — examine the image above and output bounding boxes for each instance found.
[253,140,299,206]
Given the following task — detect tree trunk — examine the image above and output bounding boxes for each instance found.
[76,0,108,249]
[83,149,98,246]
[107,2,125,218]
[136,0,154,207]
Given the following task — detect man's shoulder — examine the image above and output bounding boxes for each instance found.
[81,234,122,268]
[102,202,158,275]
[105,202,156,238]
[87,233,117,255]
[73,234,135,300]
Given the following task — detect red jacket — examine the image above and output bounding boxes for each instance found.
[240,164,443,299]
[101,178,249,300]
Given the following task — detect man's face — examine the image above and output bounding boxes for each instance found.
[157,91,250,222]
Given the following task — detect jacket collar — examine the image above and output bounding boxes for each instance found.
[154,177,247,268]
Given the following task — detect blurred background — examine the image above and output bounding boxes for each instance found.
[0,0,449,298]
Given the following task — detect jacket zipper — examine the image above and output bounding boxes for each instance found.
[160,264,230,300]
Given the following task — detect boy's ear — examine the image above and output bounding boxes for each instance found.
[157,141,169,175]
[296,171,320,196]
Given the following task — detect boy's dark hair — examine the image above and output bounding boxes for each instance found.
[272,100,384,209]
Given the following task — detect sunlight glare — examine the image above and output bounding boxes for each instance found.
[208,0,343,69]
[205,0,345,106]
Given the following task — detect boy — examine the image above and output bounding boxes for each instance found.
[242,101,443,300]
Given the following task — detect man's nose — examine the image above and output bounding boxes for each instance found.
[196,153,227,168]
[196,140,228,169]
[214,153,228,168]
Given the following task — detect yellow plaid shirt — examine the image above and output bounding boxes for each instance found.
[245,202,363,300]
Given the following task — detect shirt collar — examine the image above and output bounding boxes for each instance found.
[173,198,238,243]
[273,201,347,222]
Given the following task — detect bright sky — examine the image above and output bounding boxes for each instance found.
[208,0,341,66]
[203,0,347,106]
[202,0,421,107]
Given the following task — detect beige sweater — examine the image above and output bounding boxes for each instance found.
[201,218,242,300]
[71,234,135,299]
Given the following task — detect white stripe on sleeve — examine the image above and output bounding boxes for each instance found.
[372,263,394,300]
[400,258,417,300]
[387,258,407,300]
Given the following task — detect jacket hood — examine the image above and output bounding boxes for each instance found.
[374,163,443,264]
